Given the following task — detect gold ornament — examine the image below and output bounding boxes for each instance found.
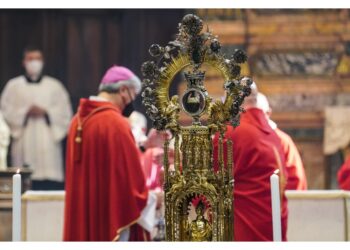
[141,14,252,241]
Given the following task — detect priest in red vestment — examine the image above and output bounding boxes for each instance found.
[257,93,308,190]
[338,156,350,190]
[213,83,288,241]
[63,66,160,241]
[274,128,307,190]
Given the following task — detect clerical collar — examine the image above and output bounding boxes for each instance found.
[25,74,43,84]
[268,119,277,130]
[89,96,109,102]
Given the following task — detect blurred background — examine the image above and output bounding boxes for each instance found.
[1,9,350,190]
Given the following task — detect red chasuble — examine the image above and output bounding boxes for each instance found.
[63,98,149,241]
[213,108,288,241]
[338,157,350,190]
[275,128,307,190]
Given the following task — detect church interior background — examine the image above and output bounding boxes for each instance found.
[0,9,350,241]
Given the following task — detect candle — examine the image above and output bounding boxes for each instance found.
[270,170,282,242]
[12,169,21,241]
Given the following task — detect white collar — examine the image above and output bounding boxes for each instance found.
[268,119,278,130]
[89,95,109,102]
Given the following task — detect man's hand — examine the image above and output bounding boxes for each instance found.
[27,105,47,118]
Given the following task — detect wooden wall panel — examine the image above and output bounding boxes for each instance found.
[295,140,325,189]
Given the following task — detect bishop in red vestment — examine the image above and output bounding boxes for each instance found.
[213,86,288,241]
[258,92,307,190]
[338,156,350,190]
[64,66,157,241]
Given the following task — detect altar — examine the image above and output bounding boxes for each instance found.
[19,190,350,241]
[286,190,350,241]
[21,191,65,241]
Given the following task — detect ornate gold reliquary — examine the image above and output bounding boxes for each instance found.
[141,14,252,241]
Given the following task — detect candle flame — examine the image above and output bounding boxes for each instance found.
[16,169,20,174]
[273,169,280,175]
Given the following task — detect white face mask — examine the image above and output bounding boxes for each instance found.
[25,60,43,78]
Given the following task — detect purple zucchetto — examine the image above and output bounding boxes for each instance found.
[99,65,142,94]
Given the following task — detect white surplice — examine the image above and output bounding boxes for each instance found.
[0,112,10,170]
[0,75,73,181]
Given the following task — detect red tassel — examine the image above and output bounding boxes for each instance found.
[74,126,82,163]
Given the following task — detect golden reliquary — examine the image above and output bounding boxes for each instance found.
[141,14,252,241]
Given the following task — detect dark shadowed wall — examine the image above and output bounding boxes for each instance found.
[0,9,185,114]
